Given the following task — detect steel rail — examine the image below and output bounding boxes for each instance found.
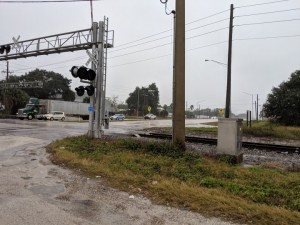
[139,133,300,154]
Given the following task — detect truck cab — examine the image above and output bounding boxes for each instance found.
[17,98,42,120]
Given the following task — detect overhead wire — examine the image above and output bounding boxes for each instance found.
[235,18,300,27]
[235,0,290,9]
[0,0,101,3]
[110,18,229,54]
[7,2,300,73]
[113,9,230,49]
[234,34,300,41]
[236,7,300,18]
[109,27,228,59]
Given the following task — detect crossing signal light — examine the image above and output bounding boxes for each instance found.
[70,66,96,81]
[0,45,11,54]
[85,85,95,96]
[75,86,85,96]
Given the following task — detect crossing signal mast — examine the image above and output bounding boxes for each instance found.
[0,17,114,138]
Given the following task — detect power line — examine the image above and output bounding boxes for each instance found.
[110,54,172,68]
[236,0,289,9]
[186,18,229,32]
[110,19,229,53]
[110,41,228,68]
[234,34,300,41]
[186,27,228,40]
[109,43,171,59]
[109,35,172,53]
[113,9,229,49]
[235,18,300,27]
[110,27,228,59]
[236,7,300,18]
[186,9,229,25]
[0,0,101,3]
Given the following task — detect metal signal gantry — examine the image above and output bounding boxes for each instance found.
[0,27,114,61]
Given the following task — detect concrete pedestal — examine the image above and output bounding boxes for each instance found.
[217,118,243,163]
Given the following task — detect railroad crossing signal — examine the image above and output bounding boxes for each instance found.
[0,45,11,54]
[12,35,20,50]
[70,66,96,97]
[85,49,98,66]
[70,66,96,81]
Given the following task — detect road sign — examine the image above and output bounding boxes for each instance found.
[0,81,43,89]
[88,106,95,112]
[219,108,225,115]
[148,106,151,112]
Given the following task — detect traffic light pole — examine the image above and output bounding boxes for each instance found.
[94,21,105,138]
[87,22,98,138]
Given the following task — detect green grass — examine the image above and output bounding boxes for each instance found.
[48,136,300,225]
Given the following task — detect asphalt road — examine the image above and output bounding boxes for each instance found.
[0,118,240,225]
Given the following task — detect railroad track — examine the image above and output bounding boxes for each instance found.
[139,133,300,154]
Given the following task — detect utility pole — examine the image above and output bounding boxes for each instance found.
[225,4,234,118]
[172,0,185,148]
[137,88,139,118]
[6,61,9,81]
[1,62,13,81]
[256,94,259,120]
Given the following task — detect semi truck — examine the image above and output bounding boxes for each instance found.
[17,98,90,120]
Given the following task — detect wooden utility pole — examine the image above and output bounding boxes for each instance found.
[172,0,185,147]
[225,4,234,118]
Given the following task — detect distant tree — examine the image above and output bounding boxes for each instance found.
[160,110,169,118]
[126,83,160,115]
[185,110,195,119]
[83,97,90,103]
[263,70,300,126]
[117,103,128,110]
[0,89,30,114]
[107,95,119,112]
[169,103,173,113]
[7,69,75,101]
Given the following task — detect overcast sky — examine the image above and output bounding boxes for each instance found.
[1,0,300,114]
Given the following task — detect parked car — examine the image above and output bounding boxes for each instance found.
[110,114,125,120]
[44,111,65,121]
[144,113,157,120]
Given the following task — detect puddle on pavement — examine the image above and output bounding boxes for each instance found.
[29,184,65,197]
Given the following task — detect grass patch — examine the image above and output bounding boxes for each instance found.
[147,121,300,141]
[48,136,300,225]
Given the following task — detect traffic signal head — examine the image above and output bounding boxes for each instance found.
[0,45,11,54]
[77,67,96,81]
[70,66,79,78]
[75,86,85,96]
[85,85,95,96]
[70,66,95,81]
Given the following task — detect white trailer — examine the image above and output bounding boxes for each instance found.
[40,99,90,116]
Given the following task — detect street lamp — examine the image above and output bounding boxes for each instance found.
[205,59,227,67]
[205,59,230,118]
